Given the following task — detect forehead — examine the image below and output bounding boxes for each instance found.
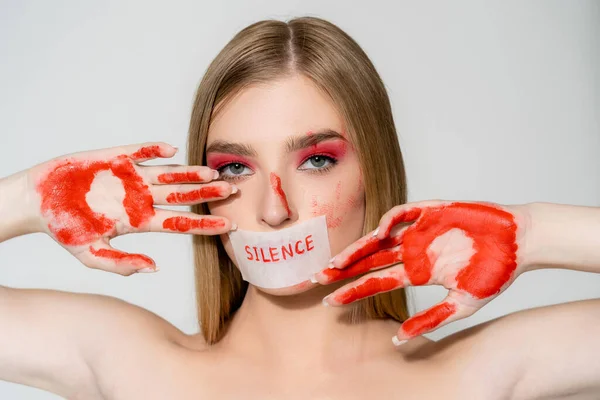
[207,75,345,144]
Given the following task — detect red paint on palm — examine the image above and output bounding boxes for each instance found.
[166,186,222,203]
[37,156,155,246]
[331,202,519,336]
[401,203,518,297]
[157,171,204,184]
[400,302,457,337]
[111,157,155,227]
[163,216,225,232]
[269,173,291,217]
[340,203,518,299]
[89,246,154,267]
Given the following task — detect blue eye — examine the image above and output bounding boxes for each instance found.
[218,163,253,179]
[298,155,337,171]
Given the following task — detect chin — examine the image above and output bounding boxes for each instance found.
[253,279,317,296]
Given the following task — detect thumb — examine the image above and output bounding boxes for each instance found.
[393,291,482,345]
[75,239,157,276]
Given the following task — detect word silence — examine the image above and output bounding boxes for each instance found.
[243,234,314,263]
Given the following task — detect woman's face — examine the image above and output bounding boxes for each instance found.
[206,74,365,295]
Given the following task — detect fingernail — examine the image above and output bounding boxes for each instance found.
[329,256,335,263]
[173,146,179,152]
[322,296,330,307]
[213,170,220,180]
[392,336,407,347]
[138,266,159,273]
[231,185,239,194]
[310,275,318,284]
[230,223,238,231]
[372,227,380,237]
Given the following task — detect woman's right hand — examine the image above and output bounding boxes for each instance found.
[23,141,235,276]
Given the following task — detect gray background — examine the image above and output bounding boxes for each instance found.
[1,0,599,398]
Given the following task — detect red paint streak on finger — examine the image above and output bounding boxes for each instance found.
[322,248,402,283]
[332,276,401,305]
[89,246,154,268]
[131,145,164,160]
[269,173,291,217]
[383,207,423,237]
[342,234,404,267]
[36,157,155,246]
[166,186,223,203]
[163,216,225,232]
[157,171,204,184]
[400,302,457,337]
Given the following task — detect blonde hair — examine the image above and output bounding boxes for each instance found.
[188,16,410,345]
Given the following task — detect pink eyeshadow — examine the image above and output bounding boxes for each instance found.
[296,140,348,164]
[206,153,255,170]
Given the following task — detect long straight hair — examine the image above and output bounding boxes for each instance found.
[187,17,410,344]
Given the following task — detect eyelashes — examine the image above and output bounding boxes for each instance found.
[217,154,338,181]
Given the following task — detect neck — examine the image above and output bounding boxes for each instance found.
[216,280,401,373]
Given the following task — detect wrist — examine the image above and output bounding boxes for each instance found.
[0,169,43,242]
[518,201,600,273]
[514,202,540,273]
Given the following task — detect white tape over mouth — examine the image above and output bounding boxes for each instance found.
[227,215,331,289]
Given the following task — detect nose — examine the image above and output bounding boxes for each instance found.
[259,172,294,227]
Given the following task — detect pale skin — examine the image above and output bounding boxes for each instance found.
[0,75,599,399]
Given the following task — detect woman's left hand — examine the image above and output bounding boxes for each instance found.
[312,200,533,344]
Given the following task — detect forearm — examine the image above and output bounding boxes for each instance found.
[0,170,41,243]
[522,202,600,273]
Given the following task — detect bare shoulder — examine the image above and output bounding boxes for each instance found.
[393,315,527,399]
[64,291,217,397]
[398,299,600,400]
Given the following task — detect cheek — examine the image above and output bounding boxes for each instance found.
[309,177,364,229]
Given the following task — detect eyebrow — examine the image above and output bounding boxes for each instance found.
[205,129,346,157]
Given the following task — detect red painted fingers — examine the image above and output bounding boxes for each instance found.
[144,165,219,185]
[151,209,233,235]
[323,267,408,306]
[312,235,404,284]
[124,142,178,162]
[326,227,406,270]
[150,181,237,205]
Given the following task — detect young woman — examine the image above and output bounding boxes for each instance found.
[1,16,599,399]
